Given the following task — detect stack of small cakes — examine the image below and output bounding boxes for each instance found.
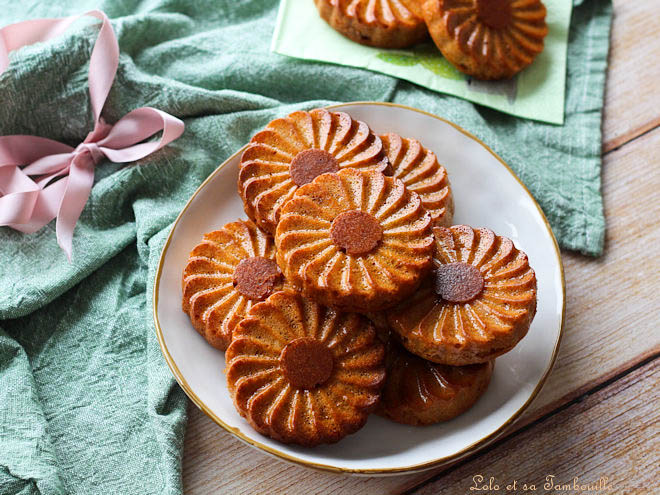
[181,108,537,446]
[313,0,549,80]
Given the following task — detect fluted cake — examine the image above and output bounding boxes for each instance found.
[379,340,493,425]
[238,108,389,235]
[423,0,548,80]
[387,225,537,365]
[181,220,287,350]
[276,168,434,313]
[315,0,428,48]
[380,132,454,227]
[225,290,386,446]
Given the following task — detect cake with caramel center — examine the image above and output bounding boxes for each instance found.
[387,225,537,365]
[182,220,287,350]
[315,0,428,48]
[276,168,434,313]
[422,0,548,79]
[238,108,389,235]
[225,290,386,446]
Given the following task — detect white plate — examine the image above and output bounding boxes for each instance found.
[153,102,564,474]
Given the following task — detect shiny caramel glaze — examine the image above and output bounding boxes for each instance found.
[238,108,389,235]
[181,220,287,351]
[423,0,548,79]
[315,0,428,48]
[379,340,493,425]
[276,168,434,312]
[387,225,537,365]
[380,133,454,227]
[225,290,386,446]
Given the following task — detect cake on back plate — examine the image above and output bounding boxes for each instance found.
[423,0,548,80]
[315,0,429,48]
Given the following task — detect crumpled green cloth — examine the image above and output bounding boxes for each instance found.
[0,0,611,493]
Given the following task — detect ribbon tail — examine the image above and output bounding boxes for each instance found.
[0,189,40,228]
[84,11,118,123]
[0,29,9,73]
[14,177,68,233]
[0,135,73,168]
[0,165,39,225]
[55,155,95,261]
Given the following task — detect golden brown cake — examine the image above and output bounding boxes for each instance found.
[225,290,386,446]
[422,0,548,80]
[276,168,434,313]
[182,220,287,350]
[387,225,537,365]
[238,108,389,235]
[379,340,493,425]
[380,132,454,227]
[315,0,428,49]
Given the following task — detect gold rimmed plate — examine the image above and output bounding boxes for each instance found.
[153,102,564,474]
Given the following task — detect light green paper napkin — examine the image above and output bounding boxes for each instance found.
[272,0,572,124]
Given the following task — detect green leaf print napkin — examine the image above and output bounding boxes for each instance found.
[272,0,572,124]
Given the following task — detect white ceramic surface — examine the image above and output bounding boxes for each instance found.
[153,102,564,474]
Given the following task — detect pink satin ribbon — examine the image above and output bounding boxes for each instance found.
[0,10,185,259]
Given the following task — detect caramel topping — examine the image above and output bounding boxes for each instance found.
[289,149,339,186]
[279,337,334,389]
[233,256,281,300]
[330,210,383,256]
[476,0,513,29]
[434,262,484,303]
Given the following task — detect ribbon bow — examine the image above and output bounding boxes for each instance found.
[0,10,184,259]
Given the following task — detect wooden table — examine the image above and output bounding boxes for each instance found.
[182,1,660,493]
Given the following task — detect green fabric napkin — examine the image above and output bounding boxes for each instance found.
[0,0,611,494]
[272,0,573,124]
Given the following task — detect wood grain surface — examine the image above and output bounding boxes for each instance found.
[182,0,660,493]
[602,0,660,152]
[410,357,659,495]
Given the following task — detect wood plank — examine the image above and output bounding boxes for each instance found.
[602,0,660,151]
[511,124,660,426]
[182,410,424,495]
[182,125,660,495]
[409,357,660,495]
